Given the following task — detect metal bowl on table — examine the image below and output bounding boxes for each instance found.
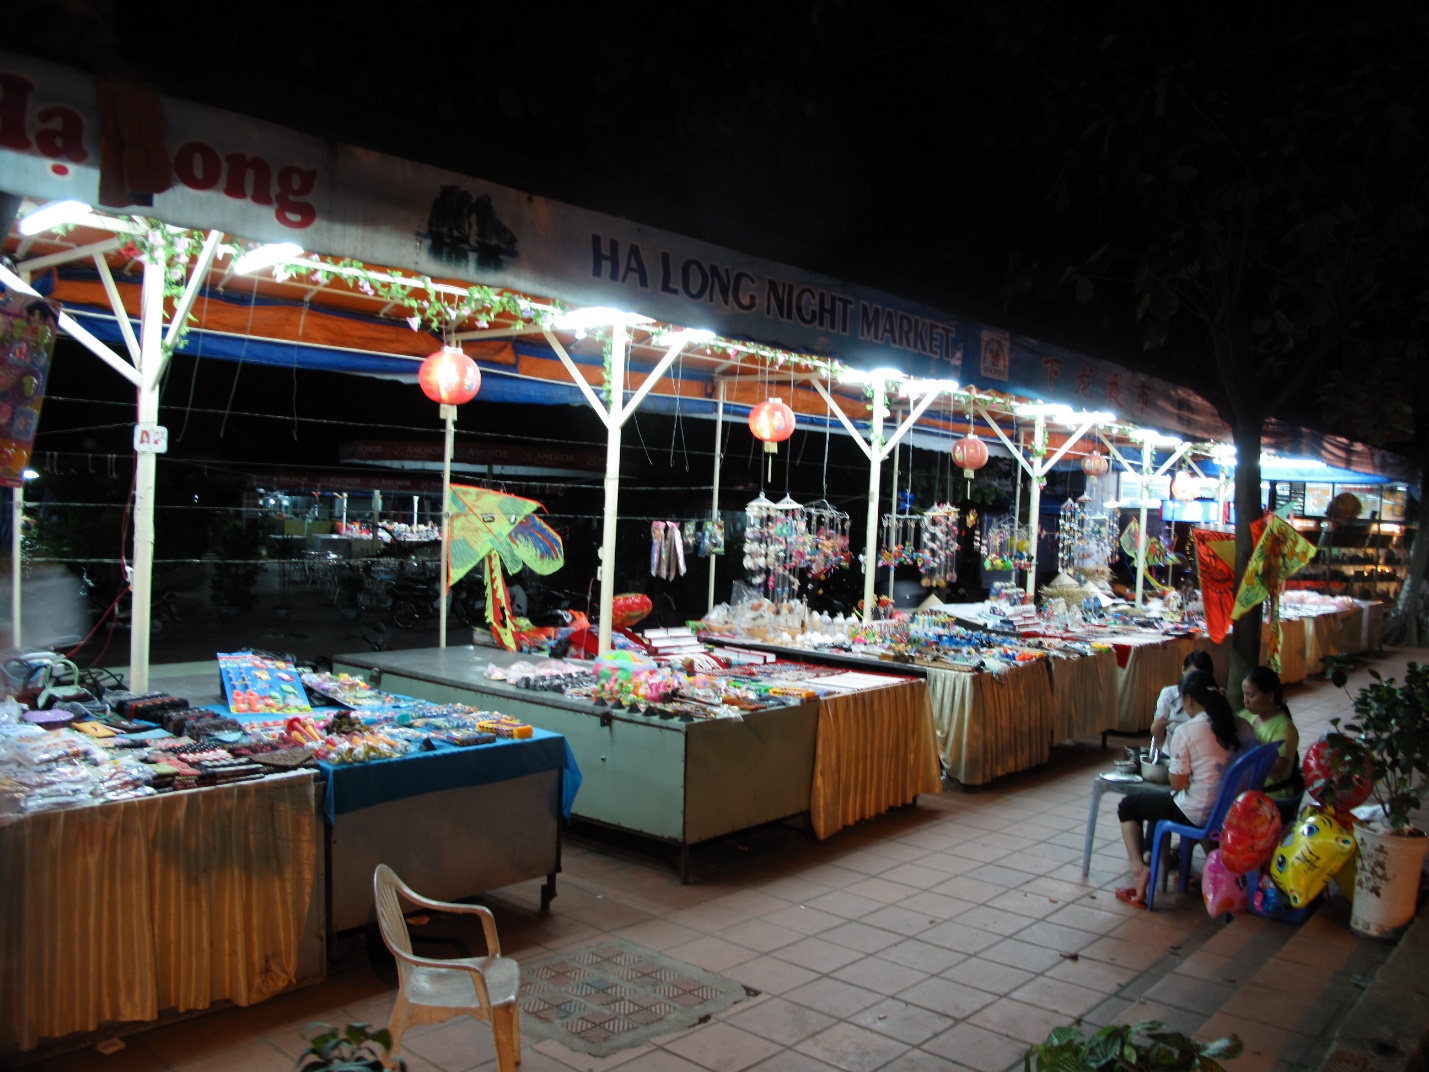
[1140,759,1170,784]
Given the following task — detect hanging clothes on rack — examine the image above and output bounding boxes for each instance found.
[649,521,687,580]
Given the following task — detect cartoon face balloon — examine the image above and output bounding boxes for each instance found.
[1303,735,1372,815]
[1219,791,1283,874]
[1270,806,1357,907]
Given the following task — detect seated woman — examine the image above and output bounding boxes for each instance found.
[1117,669,1245,907]
[1240,666,1302,817]
[1150,649,1216,751]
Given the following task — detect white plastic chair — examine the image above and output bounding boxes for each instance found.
[373,864,521,1071]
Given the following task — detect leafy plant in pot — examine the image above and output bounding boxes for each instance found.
[1024,1019,1241,1072]
[1325,659,1429,937]
[297,1021,404,1071]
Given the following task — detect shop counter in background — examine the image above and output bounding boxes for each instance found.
[0,771,325,1054]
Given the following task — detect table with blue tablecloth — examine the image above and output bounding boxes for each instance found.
[228,708,580,931]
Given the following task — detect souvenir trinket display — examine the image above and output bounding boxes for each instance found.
[743,492,809,601]
[802,499,851,578]
[979,515,1035,573]
[918,503,960,587]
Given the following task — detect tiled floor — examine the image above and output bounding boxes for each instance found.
[16,649,1422,1072]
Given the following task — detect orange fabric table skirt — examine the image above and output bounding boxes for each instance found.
[810,679,941,838]
[0,772,320,1053]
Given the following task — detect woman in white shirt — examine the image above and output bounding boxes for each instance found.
[1149,649,1216,750]
[1117,669,1246,908]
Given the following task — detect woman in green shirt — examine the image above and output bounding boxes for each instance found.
[1241,666,1303,816]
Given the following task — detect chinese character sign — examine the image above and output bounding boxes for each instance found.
[0,292,58,488]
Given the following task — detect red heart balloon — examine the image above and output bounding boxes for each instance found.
[1218,791,1282,874]
[1302,736,1372,815]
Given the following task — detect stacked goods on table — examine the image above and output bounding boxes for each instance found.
[491,652,908,722]
[708,608,1113,676]
[0,651,542,816]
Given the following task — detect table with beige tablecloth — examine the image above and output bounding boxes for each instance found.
[1048,649,1119,742]
[811,677,942,838]
[928,661,1055,786]
[0,771,323,1054]
[1112,633,1198,733]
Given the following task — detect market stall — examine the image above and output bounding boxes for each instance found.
[333,646,935,874]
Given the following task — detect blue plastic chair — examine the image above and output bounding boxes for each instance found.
[1146,742,1280,910]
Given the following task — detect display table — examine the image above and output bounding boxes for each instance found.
[927,661,1054,785]
[337,647,938,871]
[1048,648,1119,743]
[0,771,325,1054]
[317,729,577,930]
[809,675,940,838]
[1261,617,1308,684]
[1111,633,1198,733]
[336,648,829,879]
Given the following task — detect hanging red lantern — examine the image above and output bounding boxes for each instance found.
[1170,469,1197,502]
[951,434,989,479]
[1082,450,1110,477]
[748,397,796,453]
[418,346,482,405]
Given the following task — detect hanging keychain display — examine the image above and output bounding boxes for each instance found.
[803,499,851,578]
[979,514,1034,573]
[919,503,961,587]
[1057,496,1117,580]
[743,492,809,601]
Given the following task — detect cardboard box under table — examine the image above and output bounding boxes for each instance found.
[335,648,931,877]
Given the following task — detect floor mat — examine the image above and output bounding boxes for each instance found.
[518,939,752,1057]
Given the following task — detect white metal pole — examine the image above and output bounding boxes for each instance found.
[10,485,21,649]
[340,493,348,529]
[597,324,628,655]
[861,379,888,622]
[887,426,900,598]
[1024,417,1044,598]
[129,258,166,691]
[707,378,725,614]
[438,405,455,648]
[412,495,419,530]
[1134,437,1153,607]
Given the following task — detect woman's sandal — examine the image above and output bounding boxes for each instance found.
[1114,887,1148,910]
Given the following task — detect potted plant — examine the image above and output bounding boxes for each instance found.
[209,519,262,621]
[1326,660,1429,937]
[297,1022,404,1071]
[1024,1020,1241,1072]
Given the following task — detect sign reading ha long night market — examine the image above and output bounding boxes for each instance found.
[0,49,1225,441]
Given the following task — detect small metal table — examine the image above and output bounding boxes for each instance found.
[1081,772,1174,875]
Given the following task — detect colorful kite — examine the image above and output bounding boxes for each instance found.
[1231,513,1317,672]
[447,484,565,650]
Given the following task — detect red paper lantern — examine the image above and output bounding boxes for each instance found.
[951,434,989,479]
[1082,450,1110,477]
[748,397,796,452]
[418,346,482,405]
[1170,469,1197,502]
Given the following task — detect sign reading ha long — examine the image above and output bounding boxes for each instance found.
[0,50,1227,442]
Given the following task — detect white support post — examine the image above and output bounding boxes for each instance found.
[340,493,348,529]
[1025,417,1046,598]
[412,495,419,529]
[93,254,141,362]
[10,485,21,649]
[1134,437,1153,608]
[128,258,166,690]
[438,405,455,648]
[861,379,889,622]
[887,425,900,598]
[596,324,628,655]
[707,378,726,614]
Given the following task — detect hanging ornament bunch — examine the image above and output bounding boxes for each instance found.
[918,503,961,587]
[1057,496,1118,578]
[802,499,851,578]
[743,492,809,601]
[979,514,1035,573]
[879,508,922,569]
